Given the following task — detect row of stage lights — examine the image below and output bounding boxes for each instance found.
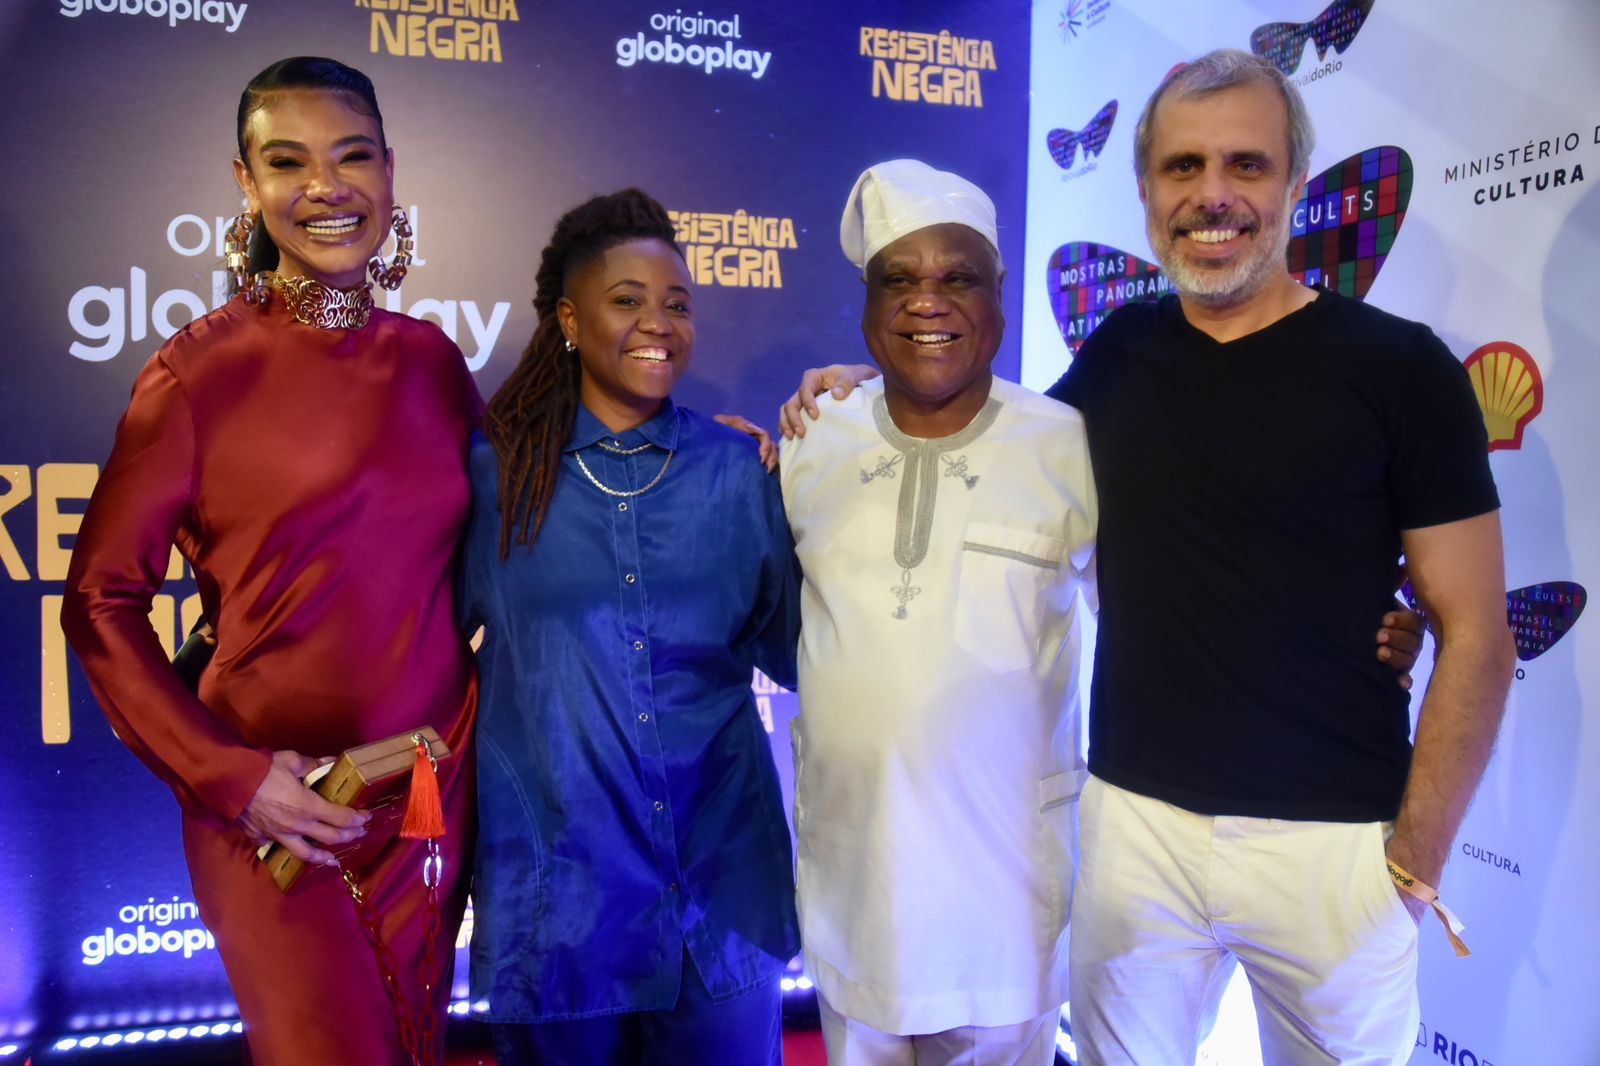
[8,1000,1076,1065]
[0,1021,245,1058]
[14,983,826,1059]
[55,1022,244,1051]
[6,985,1094,1064]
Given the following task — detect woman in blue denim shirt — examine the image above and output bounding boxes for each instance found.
[458,188,800,1065]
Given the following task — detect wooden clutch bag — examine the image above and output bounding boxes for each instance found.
[259,727,451,893]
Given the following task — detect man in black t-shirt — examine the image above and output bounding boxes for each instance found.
[1036,49,1513,1065]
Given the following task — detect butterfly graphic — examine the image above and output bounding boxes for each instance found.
[1045,242,1168,354]
[1401,581,1587,662]
[1047,100,1118,171]
[1251,0,1377,76]
[1288,146,1411,299]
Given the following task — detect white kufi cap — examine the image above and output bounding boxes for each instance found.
[839,159,1000,274]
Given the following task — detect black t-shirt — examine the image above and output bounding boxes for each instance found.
[1047,290,1498,821]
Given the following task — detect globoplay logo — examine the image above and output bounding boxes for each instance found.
[59,0,247,33]
[616,9,772,80]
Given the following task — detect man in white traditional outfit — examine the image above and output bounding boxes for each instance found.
[778,159,1097,1065]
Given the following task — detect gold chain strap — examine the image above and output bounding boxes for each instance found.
[342,841,445,1066]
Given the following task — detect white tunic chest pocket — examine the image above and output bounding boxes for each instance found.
[954,522,1066,674]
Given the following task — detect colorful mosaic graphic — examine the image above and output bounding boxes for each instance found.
[1403,581,1587,662]
[1047,100,1117,170]
[1251,0,1376,75]
[1506,583,1588,661]
[1288,145,1412,298]
[1463,341,1544,452]
[1045,242,1171,353]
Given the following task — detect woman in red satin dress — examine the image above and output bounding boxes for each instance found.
[61,57,479,1065]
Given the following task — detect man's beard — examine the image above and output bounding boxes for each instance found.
[1147,199,1294,307]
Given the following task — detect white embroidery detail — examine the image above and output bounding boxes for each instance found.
[941,453,979,489]
[891,569,923,620]
[861,454,904,484]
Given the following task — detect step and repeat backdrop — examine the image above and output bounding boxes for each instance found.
[0,0,1030,1044]
[1022,1,1598,1063]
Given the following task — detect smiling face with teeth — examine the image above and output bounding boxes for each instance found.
[1139,80,1306,313]
[558,238,694,434]
[862,223,1004,439]
[234,88,395,290]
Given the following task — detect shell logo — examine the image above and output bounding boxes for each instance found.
[1463,341,1543,451]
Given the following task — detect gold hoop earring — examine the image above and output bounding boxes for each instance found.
[224,211,270,304]
[368,205,414,291]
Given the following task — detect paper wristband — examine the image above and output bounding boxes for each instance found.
[1387,859,1470,957]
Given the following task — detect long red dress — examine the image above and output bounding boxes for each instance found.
[62,294,481,1065]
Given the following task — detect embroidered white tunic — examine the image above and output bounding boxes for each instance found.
[780,375,1098,1034]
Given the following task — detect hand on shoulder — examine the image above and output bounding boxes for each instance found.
[778,363,879,440]
[711,414,778,472]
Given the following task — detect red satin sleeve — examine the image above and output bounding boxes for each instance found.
[62,351,272,825]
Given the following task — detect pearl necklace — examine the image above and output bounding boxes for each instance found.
[574,439,675,498]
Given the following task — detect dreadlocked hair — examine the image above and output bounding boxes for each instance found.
[485,188,682,559]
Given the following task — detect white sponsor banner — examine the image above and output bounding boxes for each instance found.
[1024,2,1600,1062]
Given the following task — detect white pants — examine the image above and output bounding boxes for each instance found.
[818,992,1059,1066]
[1069,776,1420,1066]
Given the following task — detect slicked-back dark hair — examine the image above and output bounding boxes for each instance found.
[233,56,387,287]
[485,188,681,558]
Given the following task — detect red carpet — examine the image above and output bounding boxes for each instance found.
[782,1028,829,1065]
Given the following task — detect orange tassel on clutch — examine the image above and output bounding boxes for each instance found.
[400,737,446,841]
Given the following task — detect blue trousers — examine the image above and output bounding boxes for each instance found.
[491,946,783,1066]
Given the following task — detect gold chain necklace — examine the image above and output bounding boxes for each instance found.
[574,440,675,498]
[269,273,375,330]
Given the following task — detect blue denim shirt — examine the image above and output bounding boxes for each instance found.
[460,400,801,1022]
